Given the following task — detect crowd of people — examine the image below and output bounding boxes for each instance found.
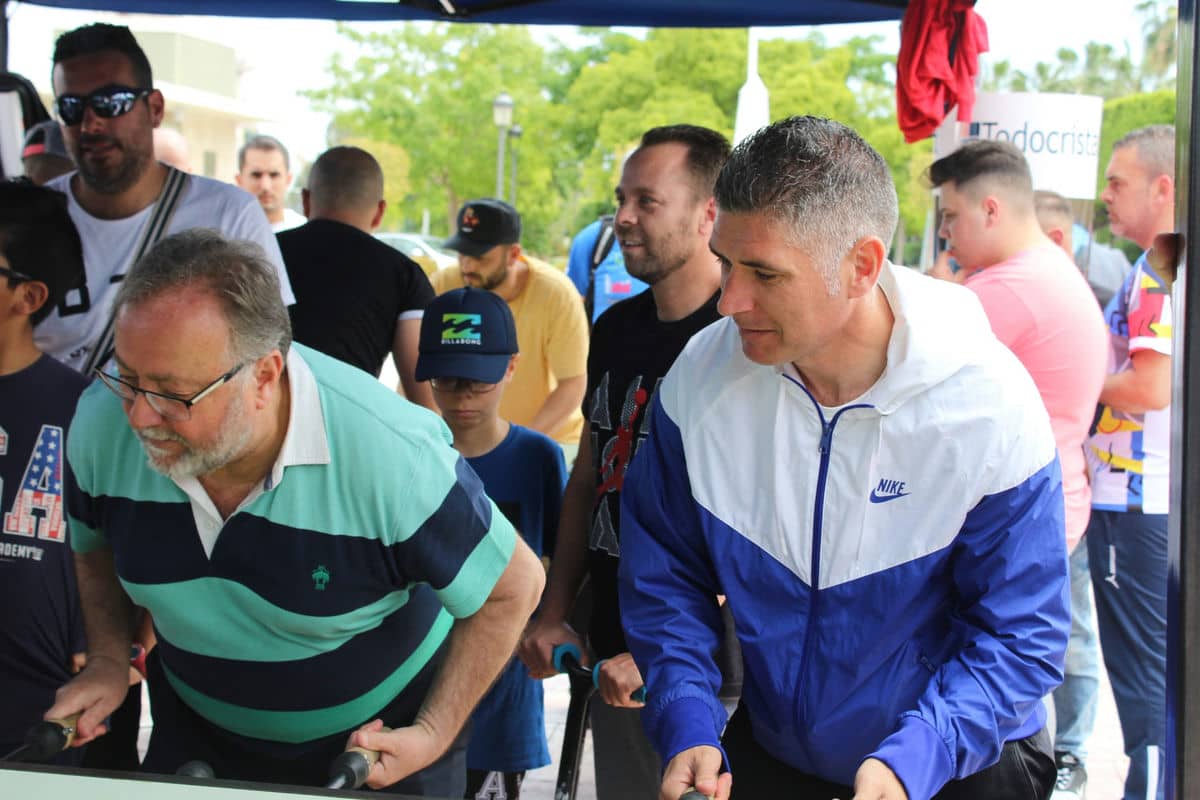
[0,19,1177,800]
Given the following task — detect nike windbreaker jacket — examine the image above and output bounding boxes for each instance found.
[618,263,1070,800]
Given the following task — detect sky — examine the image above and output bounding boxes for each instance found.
[5,0,1157,164]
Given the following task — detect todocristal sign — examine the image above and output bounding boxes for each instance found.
[934,92,1104,200]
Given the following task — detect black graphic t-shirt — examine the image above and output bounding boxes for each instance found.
[585,289,721,658]
[0,354,89,752]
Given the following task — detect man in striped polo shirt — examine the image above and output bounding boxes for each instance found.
[46,229,544,795]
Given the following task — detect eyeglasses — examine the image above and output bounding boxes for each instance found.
[55,85,152,127]
[428,377,500,394]
[0,266,34,283]
[94,363,244,422]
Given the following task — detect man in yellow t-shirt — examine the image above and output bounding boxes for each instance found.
[432,199,587,455]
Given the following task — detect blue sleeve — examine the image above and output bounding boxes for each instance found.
[541,441,568,560]
[868,457,1070,800]
[618,396,729,767]
[566,222,597,297]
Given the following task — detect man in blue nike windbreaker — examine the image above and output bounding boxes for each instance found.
[618,116,1070,800]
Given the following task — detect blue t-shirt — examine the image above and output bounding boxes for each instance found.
[0,355,88,756]
[464,424,567,772]
[566,218,649,322]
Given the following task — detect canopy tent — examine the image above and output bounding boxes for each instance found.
[16,0,908,26]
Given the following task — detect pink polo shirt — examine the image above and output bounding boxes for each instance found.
[965,244,1108,551]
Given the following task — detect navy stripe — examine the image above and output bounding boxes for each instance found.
[154,585,445,712]
[395,457,494,591]
[85,494,209,583]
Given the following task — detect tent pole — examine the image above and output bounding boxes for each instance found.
[1169,1,1199,797]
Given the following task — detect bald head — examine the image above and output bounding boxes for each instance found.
[304,146,385,231]
[1034,190,1075,256]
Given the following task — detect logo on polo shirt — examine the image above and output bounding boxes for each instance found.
[442,313,483,345]
[312,564,330,590]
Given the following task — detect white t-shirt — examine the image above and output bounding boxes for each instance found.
[271,207,307,233]
[36,171,295,373]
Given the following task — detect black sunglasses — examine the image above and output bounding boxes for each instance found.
[55,84,152,127]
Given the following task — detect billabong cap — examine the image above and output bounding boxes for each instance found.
[22,120,68,161]
[416,287,519,383]
[444,198,521,258]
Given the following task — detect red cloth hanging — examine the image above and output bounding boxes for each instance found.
[896,0,989,144]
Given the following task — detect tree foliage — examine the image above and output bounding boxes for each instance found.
[306,24,932,256]
[983,0,1176,98]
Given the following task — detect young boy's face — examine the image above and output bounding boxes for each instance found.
[429,356,517,433]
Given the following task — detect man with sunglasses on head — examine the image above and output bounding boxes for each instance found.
[35,23,293,376]
[46,229,544,795]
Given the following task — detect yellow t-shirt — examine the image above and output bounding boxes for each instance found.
[430,257,587,445]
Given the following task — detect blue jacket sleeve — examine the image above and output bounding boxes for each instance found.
[618,396,729,766]
[868,457,1070,800]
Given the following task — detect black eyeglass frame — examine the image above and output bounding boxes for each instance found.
[55,84,153,127]
[427,376,501,394]
[94,363,245,421]
[0,266,34,283]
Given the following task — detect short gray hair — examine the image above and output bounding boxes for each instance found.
[113,229,291,363]
[1115,124,1175,180]
[714,116,898,292]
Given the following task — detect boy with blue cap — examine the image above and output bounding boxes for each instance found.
[416,287,567,799]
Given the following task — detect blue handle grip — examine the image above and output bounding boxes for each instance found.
[592,659,648,703]
[552,642,583,674]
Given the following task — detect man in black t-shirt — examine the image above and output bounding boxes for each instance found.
[519,125,736,800]
[277,146,436,410]
[0,181,90,763]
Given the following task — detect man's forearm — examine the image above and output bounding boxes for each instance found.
[1100,368,1170,415]
[541,434,595,621]
[75,549,136,664]
[415,540,545,747]
[527,375,586,437]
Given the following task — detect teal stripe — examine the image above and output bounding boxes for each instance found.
[437,513,516,618]
[124,577,411,661]
[67,383,186,504]
[163,608,454,742]
[68,515,105,553]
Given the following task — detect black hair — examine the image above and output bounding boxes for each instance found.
[53,23,153,88]
[0,180,86,326]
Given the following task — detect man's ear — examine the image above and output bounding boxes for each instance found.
[846,236,887,299]
[11,280,50,319]
[251,350,286,409]
[301,189,312,219]
[1047,227,1066,248]
[982,194,1002,225]
[370,200,387,230]
[147,89,165,128]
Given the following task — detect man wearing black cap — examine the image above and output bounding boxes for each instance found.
[0,181,91,763]
[431,199,587,457]
[416,287,566,800]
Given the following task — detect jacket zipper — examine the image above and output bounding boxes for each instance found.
[784,374,872,737]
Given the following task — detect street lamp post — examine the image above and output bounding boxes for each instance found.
[492,92,514,200]
[508,124,522,208]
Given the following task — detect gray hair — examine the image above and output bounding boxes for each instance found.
[1114,124,1175,180]
[113,229,291,363]
[714,116,898,293]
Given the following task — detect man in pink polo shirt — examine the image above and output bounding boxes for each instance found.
[929,140,1108,800]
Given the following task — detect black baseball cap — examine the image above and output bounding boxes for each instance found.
[22,120,69,160]
[416,287,519,384]
[444,198,521,258]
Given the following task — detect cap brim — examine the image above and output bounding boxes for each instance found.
[416,351,510,384]
[443,233,492,258]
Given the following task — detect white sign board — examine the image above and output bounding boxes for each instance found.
[933,92,1104,200]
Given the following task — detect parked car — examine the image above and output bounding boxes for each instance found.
[375,232,458,276]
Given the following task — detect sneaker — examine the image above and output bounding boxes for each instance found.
[1051,752,1087,799]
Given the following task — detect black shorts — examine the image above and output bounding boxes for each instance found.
[721,704,1056,800]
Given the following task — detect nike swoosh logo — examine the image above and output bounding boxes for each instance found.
[869,490,911,504]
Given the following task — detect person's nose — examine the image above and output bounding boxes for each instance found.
[717,264,751,317]
[126,391,164,430]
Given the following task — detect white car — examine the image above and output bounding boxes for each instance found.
[375,232,458,275]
